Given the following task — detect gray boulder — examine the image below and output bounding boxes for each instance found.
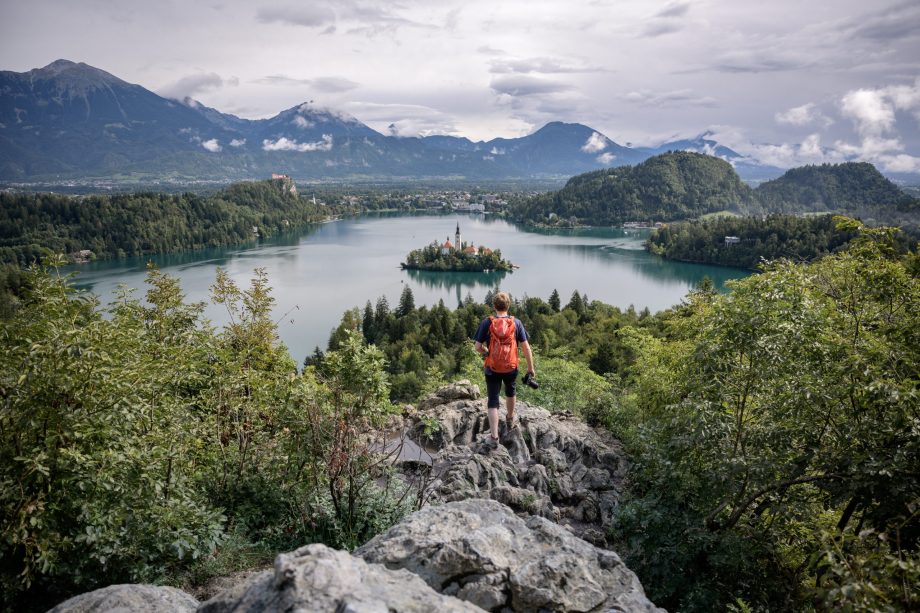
[356,499,664,612]
[198,543,483,613]
[47,584,198,613]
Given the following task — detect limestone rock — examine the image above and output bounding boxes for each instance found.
[356,499,663,613]
[405,391,628,540]
[198,543,482,613]
[417,380,481,412]
[47,584,198,613]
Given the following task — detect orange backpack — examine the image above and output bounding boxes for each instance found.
[485,316,519,373]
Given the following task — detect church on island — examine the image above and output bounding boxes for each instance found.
[439,223,493,257]
[403,223,511,272]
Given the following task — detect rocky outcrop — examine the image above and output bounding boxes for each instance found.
[356,499,662,612]
[50,382,662,613]
[197,543,481,613]
[402,381,627,545]
[47,584,198,612]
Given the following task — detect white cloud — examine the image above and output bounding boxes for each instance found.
[158,73,227,100]
[799,133,822,157]
[229,138,246,147]
[581,131,608,153]
[830,79,920,172]
[775,103,833,128]
[261,135,333,152]
[839,79,920,135]
[490,146,505,155]
[834,136,904,157]
[596,152,616,164]
[201,138,221,152]
[876,154,920,173]
[347,101,459,137]
[298,102,360,124]
[887,81,920,113]
[292,115,315,129]
[841,89,896,135]
[708,126,842,168]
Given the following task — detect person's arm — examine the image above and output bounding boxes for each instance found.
[521,340,535,375]
[474,319,489,355]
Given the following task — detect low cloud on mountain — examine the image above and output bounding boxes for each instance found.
[262,134,334,152]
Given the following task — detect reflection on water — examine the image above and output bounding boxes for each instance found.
[69,225,322,287]
[405,268,510,308]
[405,268,509,291]
[539,242,744,287]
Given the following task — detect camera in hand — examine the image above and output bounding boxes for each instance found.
[523,372,539,389]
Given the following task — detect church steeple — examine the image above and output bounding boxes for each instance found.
[455,223,461,251]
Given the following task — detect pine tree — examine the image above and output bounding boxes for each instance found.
[374,296,390,331]
[397,285,415,317]
[565,290,585,316]
[362,301,376,344]
[549,289,561,312]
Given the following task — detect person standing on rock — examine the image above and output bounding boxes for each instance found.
[474,291,535,444]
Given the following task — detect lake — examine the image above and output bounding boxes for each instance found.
[69,212,751,363]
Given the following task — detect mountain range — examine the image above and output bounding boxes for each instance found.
[0,59,805,183]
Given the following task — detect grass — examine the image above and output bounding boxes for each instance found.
[699,210,741,220]
[168,525,275,600]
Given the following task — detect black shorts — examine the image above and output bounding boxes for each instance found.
[485,369,518,408]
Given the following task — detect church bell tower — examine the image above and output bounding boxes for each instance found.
[455,223,461,251]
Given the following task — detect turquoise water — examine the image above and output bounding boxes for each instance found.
[69,213,750,362]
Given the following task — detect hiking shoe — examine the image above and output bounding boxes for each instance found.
[505,415,518,431]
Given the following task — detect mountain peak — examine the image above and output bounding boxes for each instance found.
[42,59,79,73]
[29,59,126,91]
[536,121,592,132]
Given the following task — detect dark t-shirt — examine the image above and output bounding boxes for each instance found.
[474,315,528,374]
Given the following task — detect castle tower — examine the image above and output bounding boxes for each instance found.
[455,223,461,251]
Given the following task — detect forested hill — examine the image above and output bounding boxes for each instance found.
[510,151,756,226]
[0,178,333,264]
[754,162,920,221]
[646,214,860,270]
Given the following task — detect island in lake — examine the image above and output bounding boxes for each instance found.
[401,223,514,272]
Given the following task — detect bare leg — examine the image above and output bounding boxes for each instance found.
[488,406,500,439]
[506,395,516,422]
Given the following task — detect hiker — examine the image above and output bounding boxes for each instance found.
[474,291,535,444]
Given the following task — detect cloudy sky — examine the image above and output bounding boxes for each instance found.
[2,0,920,172]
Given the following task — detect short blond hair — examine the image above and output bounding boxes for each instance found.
[492,291,511,312]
